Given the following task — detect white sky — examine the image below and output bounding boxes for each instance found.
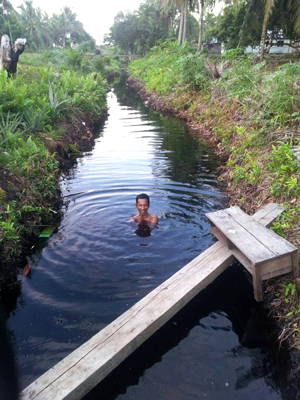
[10,0,145,44]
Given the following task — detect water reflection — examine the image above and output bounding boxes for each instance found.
[135,222,152,238]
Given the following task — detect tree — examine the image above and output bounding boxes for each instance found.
[18,0,44,49]
[106,3,170,55]
[153,0,189,45]
[257,0,300,57]
[51,7,77,48]
[257,0,274,58]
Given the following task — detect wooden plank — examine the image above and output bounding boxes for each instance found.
[21,242,234,400]
[292,251,299,279]
[260,254,293,280]
[20,204,286,400]
[252,264,263,302]
[211,227,253,274]
[225,206,297,257]
[252,203,285,228]
[206,209,275,264]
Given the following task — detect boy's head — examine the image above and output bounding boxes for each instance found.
[136,193,150,215]
[136,193,150,206]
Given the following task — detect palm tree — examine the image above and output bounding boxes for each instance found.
[51,7,78,48]
[18,0,44,49]
[197,0,205,52]
[197,0,217,52]
[257,0,274,58]
[153,0,188,45]
[257,0,300,58]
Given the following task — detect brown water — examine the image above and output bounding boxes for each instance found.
[3,77,299,399]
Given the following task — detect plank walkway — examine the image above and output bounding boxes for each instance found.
[21,203,287,400]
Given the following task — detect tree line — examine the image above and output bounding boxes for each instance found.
[0,0,95,50]
[105,0,300,57]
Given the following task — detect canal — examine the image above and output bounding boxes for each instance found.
[4,78,297,399]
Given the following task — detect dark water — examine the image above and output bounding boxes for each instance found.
[3,79,298,399]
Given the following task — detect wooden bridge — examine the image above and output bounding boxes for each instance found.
[21,203,298,400]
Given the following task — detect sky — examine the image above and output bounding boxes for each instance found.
[10,0,145,44]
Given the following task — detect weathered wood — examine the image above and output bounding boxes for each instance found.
[225,206,296,257]
[207,204,298,302]
[260,254,295,280]
[252,263,263,302]
[251,203,285,228]
[292,251,299,279]
[207,208,275,264]
[207,206,297,265]
[20,204,285,400]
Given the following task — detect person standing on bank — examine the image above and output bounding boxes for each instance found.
[132,193,158,225]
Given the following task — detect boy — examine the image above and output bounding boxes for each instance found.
[132,193,158,225]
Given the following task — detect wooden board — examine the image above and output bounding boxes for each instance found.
[206,208,275,264]
[21,204,285,400]
[251,203,285,228]
[225,207,297,257]
[206,206,297,265]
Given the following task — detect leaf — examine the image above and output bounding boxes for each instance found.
[23,263,31,276]
[286,310,295,317]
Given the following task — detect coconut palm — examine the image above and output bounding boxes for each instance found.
[18,0,44,49]
[257,0,274,58]
[257,0,300,58]
[51,7,78,48]
[153,0,188,44]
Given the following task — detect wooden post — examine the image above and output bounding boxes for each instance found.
[252,264,263,302]
[292,251,299,279]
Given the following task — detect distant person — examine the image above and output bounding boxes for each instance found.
[132,193,158,225]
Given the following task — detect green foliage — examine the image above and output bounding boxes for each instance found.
[4,2,94,50]
[264,63,300,125]
[77,40,97,54]
[48,82,69,112]
[281,281,300,317]
[0,111,23,146]
[23,105,50,133]
[19,50,121,82]
[176,53,209,91]
[271,206,300,237]
[105,3,170,55]
[130,41,209,95]
[217,57,265,101]
[0,60,109,262]
[267,141,300,197]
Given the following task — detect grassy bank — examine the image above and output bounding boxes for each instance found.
[0,52,119,282]
[128,42,300,348]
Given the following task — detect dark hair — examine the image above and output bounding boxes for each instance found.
[136,193,150,205]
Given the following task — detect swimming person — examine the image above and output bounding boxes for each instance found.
[132,193,158,225]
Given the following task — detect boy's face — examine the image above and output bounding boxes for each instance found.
[136,199,149,216]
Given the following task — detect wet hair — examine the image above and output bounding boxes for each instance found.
[136,193,150,205]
